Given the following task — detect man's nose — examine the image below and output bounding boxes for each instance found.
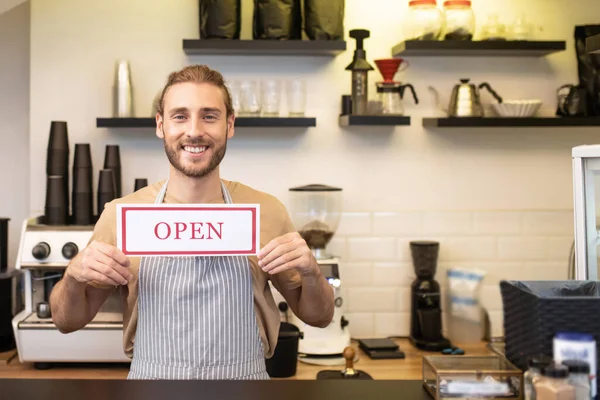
[188,118,206,137]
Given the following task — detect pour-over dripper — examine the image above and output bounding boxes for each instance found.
[410,241,439,279]
[289,184,342,259]
[374,58,409,83]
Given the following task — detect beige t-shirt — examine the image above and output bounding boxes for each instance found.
[87,179,302,359]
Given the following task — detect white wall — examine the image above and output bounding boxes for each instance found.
[30,0,600,337]
[1,1,29,269]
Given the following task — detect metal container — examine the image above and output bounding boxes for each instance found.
[113,60,134,117]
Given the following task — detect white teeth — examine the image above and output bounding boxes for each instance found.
[184,146,206,154]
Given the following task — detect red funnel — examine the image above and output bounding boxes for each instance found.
[375,58,405,83]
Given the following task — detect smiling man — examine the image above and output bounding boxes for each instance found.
[49,64,335,380]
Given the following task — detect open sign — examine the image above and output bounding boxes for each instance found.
[116,204,260,256]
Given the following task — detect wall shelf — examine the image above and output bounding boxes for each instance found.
[182,39,346,56]
[422,117,600,128]
[339,115,411,127]
[586,34,600,54]
[391,40,566,57]
[96,117,317,128]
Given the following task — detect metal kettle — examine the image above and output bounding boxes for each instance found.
[429,79,503,117]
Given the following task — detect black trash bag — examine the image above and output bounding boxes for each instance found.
[199,0,241,39]
[253,0,302,40]
[574,25,600,116]
[304,0,345,40]
[508,280,600,297]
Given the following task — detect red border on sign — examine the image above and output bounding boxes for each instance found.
[120,206,258,255]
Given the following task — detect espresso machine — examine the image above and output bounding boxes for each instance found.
[409,241,452,351]
[271,184,351,366]
[11,121,128,369]
[12,218,128,369]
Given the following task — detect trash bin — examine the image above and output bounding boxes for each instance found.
[500,280,600,386]
[265,322,303,378]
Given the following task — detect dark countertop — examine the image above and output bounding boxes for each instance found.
[1,379,430,400]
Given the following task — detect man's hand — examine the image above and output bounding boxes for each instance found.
[257,232,319,277]
[66,240,132,286]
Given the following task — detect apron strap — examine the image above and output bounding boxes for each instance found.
[156,179,232,204]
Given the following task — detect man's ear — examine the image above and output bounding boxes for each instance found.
[156,113,164,139]
[226,114,235,139]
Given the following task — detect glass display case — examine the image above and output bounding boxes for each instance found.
[572,145,600,280]
[423,355,523,400]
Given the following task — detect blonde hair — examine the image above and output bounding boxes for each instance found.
[156,64,234,118]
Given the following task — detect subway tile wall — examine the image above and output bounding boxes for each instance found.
[328,210,573,340]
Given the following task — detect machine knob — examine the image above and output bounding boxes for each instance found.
[32,242,51,260]
[278,302,289,313]
[61,242,79,259]
[341,316,349,329]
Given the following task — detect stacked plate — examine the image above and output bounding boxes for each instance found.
[490,100,543,117]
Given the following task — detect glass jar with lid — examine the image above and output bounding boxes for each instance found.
[442,0,475,40]
[403,0,443,41]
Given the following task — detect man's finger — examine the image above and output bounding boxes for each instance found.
[259,241,296,268]
[257,233,294,259]
[92,241,130,267]
[262,248,303,272]
[83,266,121,287]
[90,250,133,282]
[89,259,128,285]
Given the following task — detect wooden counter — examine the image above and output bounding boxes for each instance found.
[2,379,433,400]
[0,339,494,380]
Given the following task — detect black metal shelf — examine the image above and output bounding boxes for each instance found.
[182,39,346,56]
[392,40,566,57]
[586,34,600,54]
[339,115,411,127]
[97,117,316,128]
[422,117,600,127]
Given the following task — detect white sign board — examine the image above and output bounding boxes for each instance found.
[116,204,260,257]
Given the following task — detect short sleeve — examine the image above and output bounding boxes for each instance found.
[268,199,302,293]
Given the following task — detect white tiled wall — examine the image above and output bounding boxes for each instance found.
[331,210,573,340]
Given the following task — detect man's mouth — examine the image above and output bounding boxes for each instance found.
[183,145,207,154]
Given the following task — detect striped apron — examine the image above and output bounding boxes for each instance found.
[127,180,269,380]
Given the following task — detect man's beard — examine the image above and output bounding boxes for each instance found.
[163,128,228,178]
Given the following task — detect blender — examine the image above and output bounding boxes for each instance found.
[271,184,351,366]
[374,58,419,115]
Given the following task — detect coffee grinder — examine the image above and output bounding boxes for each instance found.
[271,184,350,366]
[409,241,451,351]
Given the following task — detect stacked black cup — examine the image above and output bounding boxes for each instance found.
[45,121,69,225]
[97,169,116,215]
[72,144,94,225]
[134,178,148,192]
[104,145,122,199]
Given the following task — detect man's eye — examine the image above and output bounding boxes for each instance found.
[174,115,186,120]
[204,115,217,120]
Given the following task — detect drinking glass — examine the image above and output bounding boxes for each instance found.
[286,80,306,117]
[226,80,242,115]
[261,80,281,116]
[240,80,261,116]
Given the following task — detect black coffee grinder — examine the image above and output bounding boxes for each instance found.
[409,241,451,351]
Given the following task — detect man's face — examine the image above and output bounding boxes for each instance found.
[156,82,235,178]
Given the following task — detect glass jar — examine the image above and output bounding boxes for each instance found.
[524,355,553,400]
[534,364,575,400]
[403,0,443,41]
[561,360,591,400]
[442,0,475,40]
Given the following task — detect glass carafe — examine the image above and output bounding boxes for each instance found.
[377,82,419,115]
